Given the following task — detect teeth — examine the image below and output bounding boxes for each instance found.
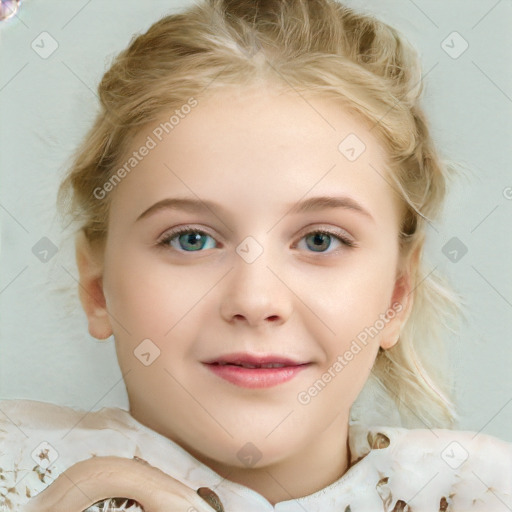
[218,362,287,368]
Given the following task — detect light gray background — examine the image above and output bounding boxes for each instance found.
[0,0,511,441]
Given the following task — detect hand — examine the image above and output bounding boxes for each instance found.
[22,455,225,512]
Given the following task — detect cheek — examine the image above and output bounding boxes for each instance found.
[103,247,177,339]
[298,250,398,340]
[104,246,219,357]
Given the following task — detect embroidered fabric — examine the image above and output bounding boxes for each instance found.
[1,399,511,511]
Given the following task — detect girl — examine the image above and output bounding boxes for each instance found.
[2,0,511,510]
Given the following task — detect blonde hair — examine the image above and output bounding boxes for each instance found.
[58,0,464,428]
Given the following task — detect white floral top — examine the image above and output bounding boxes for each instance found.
[0,399,511,511]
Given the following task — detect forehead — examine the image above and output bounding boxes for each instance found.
[170,84,383,156]
[108,85,400,224]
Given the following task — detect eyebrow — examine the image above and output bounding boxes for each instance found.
[136,195,374,222]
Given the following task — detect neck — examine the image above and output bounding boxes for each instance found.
[190,416,351,506]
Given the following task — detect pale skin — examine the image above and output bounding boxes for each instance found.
[30,84,416,509]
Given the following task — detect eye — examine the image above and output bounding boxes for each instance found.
[158,226,217,252]
[157,226,356,253]
[293,229,355,254]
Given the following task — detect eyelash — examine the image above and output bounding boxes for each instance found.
[156,225,357,254]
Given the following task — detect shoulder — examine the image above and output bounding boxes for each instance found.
[349,422,512,511]
[0,398,140,510]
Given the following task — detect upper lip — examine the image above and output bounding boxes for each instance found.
[203,352,309,366]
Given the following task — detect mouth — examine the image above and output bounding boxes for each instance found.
[203,352,309,367]
[209,361,300,369]
[202,353,311,388]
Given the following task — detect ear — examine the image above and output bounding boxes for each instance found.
[379,245,420,350]
[75,231,113,340]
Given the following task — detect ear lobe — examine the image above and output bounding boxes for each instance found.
[75,232,113,340]
[379,247,419,350]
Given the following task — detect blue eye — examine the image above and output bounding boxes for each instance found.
[158,226,355,253]
[298,231,347,253]
[160,228,216,252]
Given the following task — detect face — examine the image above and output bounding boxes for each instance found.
[79,84,412,472]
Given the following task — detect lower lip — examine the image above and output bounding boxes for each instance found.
[203,363,310,388]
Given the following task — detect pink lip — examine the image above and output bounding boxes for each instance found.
[202,352,311,389]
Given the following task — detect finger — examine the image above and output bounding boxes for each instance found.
[22,456,220,512]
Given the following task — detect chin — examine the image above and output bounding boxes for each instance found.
[196,435,295,470]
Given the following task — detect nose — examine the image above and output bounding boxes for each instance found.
[219,245,293,328]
